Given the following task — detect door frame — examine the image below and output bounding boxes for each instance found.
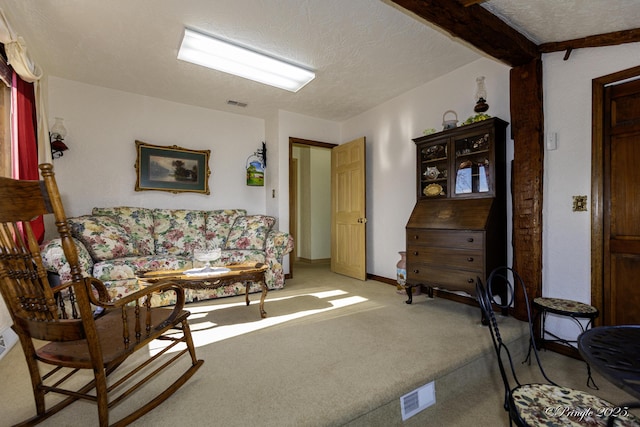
[591,64,640,326]
[288,137,338,278]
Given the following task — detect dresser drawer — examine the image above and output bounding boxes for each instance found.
[406,229,484,250]
[406,264,480,295]
[406,245,483,270]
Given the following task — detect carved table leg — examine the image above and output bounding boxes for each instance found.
[245,276,268,318]
[259,280,268,319]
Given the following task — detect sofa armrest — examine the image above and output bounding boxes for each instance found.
[265,230,294,262]
[40,237,94,283]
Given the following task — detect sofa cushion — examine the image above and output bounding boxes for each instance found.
[219,249,266,265]
[225,215,276,250]
[92,207,155,255]
[93,255,192,281]
[205,209,246,249]
[153,209,206,256]
[68,215,137,261]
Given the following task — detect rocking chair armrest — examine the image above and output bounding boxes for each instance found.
[50,280,75,294]
[85,277,112,304]
[88,278,187,312]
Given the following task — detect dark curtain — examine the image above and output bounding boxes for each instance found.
[13,71,44,243]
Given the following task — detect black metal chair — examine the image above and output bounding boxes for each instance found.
[476,266,640,427]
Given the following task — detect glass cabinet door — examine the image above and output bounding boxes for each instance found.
[419,140,448,198]
[453,132,492,196]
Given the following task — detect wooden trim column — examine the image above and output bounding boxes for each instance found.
[510,59,544,320]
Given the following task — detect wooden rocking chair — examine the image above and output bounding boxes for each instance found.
[0,164,203,426]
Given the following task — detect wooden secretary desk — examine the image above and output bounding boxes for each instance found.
[405,117,509,308]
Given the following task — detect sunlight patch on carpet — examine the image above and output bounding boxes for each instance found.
[149,290,367,354]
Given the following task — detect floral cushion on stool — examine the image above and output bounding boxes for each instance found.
[533,297,598,317]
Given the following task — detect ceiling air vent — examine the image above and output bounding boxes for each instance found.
[227,100,248,108]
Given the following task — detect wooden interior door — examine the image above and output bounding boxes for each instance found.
[331,137,367,280]
[603,78,640,325]
[290,157,298,264]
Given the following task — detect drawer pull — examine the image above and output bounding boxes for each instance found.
[413,269,420,274]
[467,257,474,262]
[413,235,419,240]
[467,237,474,242]
[467,278,474,283]
[413,251,419,256]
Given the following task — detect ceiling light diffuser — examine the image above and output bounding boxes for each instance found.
[178,28,315,92]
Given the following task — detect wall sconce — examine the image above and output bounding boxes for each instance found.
[246,142,267,186]
[50,117,69,158]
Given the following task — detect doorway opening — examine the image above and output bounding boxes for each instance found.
[289,137,337,276]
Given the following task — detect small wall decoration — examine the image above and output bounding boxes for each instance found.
[246,159,264,186]
[246,142,267,187]
[135,140,211,194]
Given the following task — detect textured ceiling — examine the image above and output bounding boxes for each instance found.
[482,0,640,44]
[2,0,639,122]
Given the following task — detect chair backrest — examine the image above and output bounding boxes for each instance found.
[0,164,97,342]
[476,267,556,404]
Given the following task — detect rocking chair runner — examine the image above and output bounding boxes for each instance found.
[476,266,640,427]
[0,163,203,426]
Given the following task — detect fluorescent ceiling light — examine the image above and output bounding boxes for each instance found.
[178,28,315,92]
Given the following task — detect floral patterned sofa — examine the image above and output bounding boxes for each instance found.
[40,207,294,307]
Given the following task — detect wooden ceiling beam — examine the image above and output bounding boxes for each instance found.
[389,0,539,67]
[539,28,640,54]
[457,0,487,6]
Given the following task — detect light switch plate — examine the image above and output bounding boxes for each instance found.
[546,132,557,150]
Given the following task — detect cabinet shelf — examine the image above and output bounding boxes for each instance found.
[456,149,490,158]
[422,156,447,163]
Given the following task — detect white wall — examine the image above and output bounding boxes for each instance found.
[45,77,267,240]
[542,42,640,339]
[292,145,331,261]
[310,147,331,259]
[340,57,513,279]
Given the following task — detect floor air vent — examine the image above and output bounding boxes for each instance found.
[400,381,435,421]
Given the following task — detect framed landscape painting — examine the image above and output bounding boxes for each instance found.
[135,140,211,194]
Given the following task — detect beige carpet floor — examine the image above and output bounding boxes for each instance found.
[1,262,637,426]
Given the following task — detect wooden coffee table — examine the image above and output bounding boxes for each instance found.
[138,262,269,318]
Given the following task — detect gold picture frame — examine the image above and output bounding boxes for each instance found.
[134,140,211,194]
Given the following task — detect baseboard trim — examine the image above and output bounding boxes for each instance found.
[367,274,396,286]
[297,258,331,264]
[539,341,583,360]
